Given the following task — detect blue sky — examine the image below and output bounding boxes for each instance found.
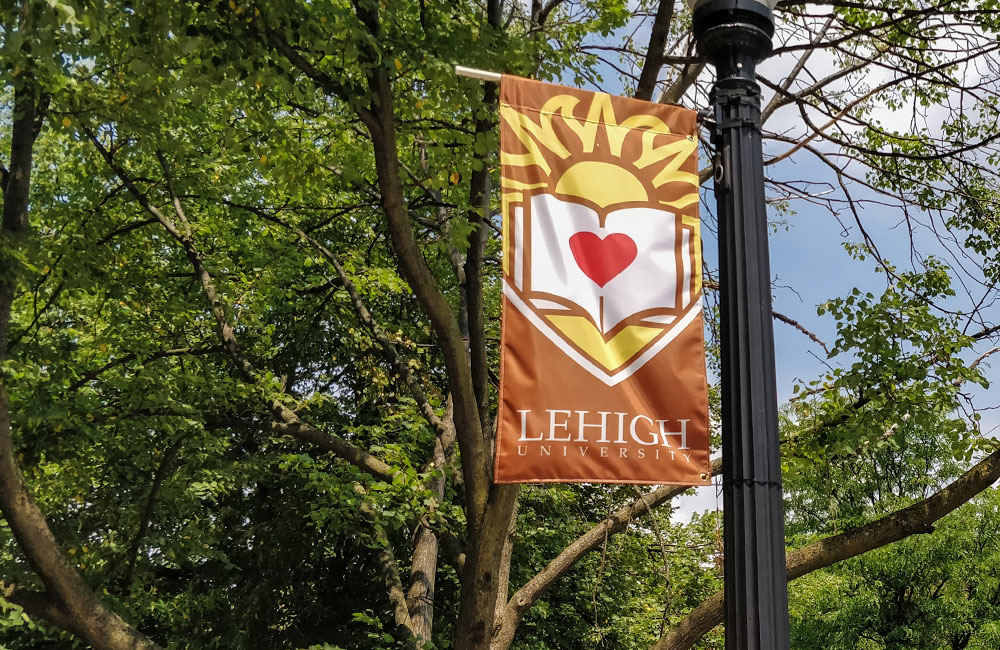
[547,4,1000,517]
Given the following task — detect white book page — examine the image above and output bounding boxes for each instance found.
[528,193,680,333]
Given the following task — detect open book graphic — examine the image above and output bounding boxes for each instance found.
[521,193,687,332]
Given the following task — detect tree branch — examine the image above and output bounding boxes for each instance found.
[86,136,396,483]
[70,346,223,391]
[532,0,570,27]
[703,280,829,352]
[492,458,722,650]
[465,0,504,449]
[635,0,676,102]
[216,416,395,482]
[347,2,490,532]
[405,419,453,642]
[760,14,837,122]
[251,8,376,129]
[357,485,418,648]
[773,311,830,354]
[0,585,79,636]
[660,62,704,106]
[233,202,448,440]
[651,447,1000,650]
[466,96,494,446]
[0,70,162,650]
[116,439,183,593]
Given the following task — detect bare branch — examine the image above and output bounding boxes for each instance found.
[660,64,704,106]
[635,0,677,102]
[773,311,830,354]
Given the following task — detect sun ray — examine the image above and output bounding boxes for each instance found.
[502,88,698,213]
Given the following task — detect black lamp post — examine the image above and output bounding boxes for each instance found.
[688,1,790,648]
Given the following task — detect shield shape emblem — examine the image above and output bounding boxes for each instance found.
[500,81,702,386]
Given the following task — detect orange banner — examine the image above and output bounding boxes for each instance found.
[494,76,710,485]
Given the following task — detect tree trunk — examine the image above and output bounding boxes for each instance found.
[454,484,519,650]
[0,77,162,650]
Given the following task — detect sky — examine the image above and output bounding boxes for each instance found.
[554,3,1000,520]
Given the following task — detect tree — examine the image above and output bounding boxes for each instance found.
[1,1,999,649]
[784,417,1000,650]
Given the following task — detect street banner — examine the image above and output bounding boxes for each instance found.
[494,76,710,485]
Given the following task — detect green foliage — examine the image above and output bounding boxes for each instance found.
[787,421,1000,649]
[1,1,999,649]
[511,486,724,650]
[786,255,985,472]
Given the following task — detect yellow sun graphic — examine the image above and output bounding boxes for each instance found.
[502,92,698,201]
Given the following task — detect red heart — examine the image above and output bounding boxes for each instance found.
[568,232,637,288]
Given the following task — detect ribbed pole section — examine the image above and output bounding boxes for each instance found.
[693,2,791,648]
[715,77,790,650]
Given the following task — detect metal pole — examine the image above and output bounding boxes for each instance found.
[690,1,790,648]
